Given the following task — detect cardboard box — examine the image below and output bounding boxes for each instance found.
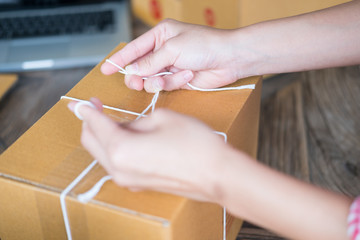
[0,43,262,240]
[131,0,182,26]
[133,0,350,28]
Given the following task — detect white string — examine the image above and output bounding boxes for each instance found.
[77,175,113,203]
[105,58,255,92]
[214,131,228,240]
[61,96,146,117]
[187,82,255,91]
[135,91,159,120]
[105,59,127,75]
[74,101,96,120]
[60,159,98,240]
[214,131,228,143]
[106,59,173,81]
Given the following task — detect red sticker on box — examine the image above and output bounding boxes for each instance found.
[150,0,162,20]
[204,7,215,26]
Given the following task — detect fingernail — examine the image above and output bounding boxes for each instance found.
[67,102,75,111]
[184,71,193,81]
[129,80,136,90]
[125,63,139,75]
[153,79,163,92]
[73,101,96,120]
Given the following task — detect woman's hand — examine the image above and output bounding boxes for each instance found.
[100,19,246,93]
[68,98,241,203]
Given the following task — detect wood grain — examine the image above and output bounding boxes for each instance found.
[247,65,360,239]
[0,67,91,152]
[0,74,18,101]
[258,66,360,195]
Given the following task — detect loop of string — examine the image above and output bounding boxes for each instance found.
[60,58,257,240]
[105,59,255,92]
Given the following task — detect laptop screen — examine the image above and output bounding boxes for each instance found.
[0,0,118,10]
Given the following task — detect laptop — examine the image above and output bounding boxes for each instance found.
[0,0,131,72]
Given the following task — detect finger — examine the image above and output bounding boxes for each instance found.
[182,70,236,90]
[142,70,193,92]
[162,70,193,91]
[125,42,177,77]
[143,76,165,93]
[70,101,121,149]
[100,60,123,76]
[124,75,144,91]
[100,32,156,75]
[168,66,182,73]
[89,97,103,111]
[81,123,108,166]
[67,98,103,113]
[101,20,178,75]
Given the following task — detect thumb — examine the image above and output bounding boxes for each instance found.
[125,44,176,77]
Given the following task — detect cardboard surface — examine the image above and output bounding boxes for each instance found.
[0,43,262,240]
[0,74,17,101]
[133,0,350,28]
[131,0,182,26]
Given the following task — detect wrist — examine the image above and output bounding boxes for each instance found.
[207,146,254,208]
[229,26,267,79]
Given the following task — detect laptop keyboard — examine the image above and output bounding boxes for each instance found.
[0,10,115,40]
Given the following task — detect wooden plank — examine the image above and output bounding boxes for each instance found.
[0,74,18,101]
[0,68,92,153]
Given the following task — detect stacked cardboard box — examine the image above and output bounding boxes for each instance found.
[0,43,262,239]
[132,0,350,28]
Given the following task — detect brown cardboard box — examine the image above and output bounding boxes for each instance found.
[131,0,182,26]
[183,0,351,29]
[0,43,262,240]
[0,74,17,101]
[133,0,350,28]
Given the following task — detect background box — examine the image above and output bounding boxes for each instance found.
[132,0,350,28]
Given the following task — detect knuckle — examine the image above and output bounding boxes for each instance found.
[131,42,142,59]
[143,80,153,93]
[158,18,174,27]
[142,55,153,69]
[155,19,177,45]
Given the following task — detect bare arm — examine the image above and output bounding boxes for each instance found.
[218,148,352,240]
[235,0,360,78]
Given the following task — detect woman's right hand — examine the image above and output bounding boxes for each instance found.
[101,19,249,92]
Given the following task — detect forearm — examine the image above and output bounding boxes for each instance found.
[233,0,360,78]
[216,149,352,240]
